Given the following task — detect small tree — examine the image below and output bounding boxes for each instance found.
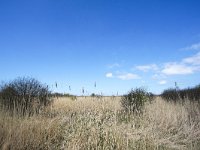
[0,77,52,116]
[121,88,149,114]
[91,93,96,97]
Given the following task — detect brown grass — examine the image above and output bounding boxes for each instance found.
[0,96,200,150]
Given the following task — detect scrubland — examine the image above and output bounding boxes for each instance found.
[1,96,200,150]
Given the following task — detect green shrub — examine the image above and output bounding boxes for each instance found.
[0,77,52,116]
[121,88,150,114]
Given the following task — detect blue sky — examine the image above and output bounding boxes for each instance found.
[0,0,200,95]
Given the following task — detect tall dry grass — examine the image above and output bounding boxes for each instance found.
[0,111,64,150]
[0,96,200,149]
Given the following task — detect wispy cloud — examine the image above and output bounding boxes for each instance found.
[105,73,113,78]
[106,72,140,80]
[183,52,200,65]
[136,64,158,72]
[161,63,194,75]
[106,49,200,83]
[158,80,167,85]
[182,42,200,51]
[152,74,166,80]
[161,52,200,75]
[117,73,140,80]
[108,63,120,68]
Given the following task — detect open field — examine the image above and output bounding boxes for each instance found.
[1,96,200,150]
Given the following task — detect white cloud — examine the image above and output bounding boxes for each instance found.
[161,52,200,76]
[108,63,120,68]
[117,73,140,80]
[106,72,140,80]
[161,63,194,75]
[136,64,158,72]
[158,80,167,85]
[106,50,200,82]
[152,74,160,79]
[152,74,166,80]
[183,52,200,65]
[106,73,113,78]
[183,43,200,50]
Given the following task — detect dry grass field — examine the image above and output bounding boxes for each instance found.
[1,96,200,150]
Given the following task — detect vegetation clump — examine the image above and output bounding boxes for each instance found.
[161,88,179,101]
[0,77,52,116]
[121,88,151,114]
[161,84,200,102]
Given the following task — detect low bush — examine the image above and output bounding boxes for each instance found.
[161,84,200,102]
[121,88,151,114]
[0,77,52,116]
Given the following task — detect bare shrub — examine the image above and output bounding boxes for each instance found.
[0,77,52,116]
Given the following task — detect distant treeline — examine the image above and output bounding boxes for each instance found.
[51,93,76,97]
[1,76,200,117]
[161,84,200,102]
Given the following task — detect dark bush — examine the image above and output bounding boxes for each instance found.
[91,93,96,97]
[161,88,179,102]
[0,77,52,116]
[161,84,200,102]
[121,88,151,114]
[147,92,156,102]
